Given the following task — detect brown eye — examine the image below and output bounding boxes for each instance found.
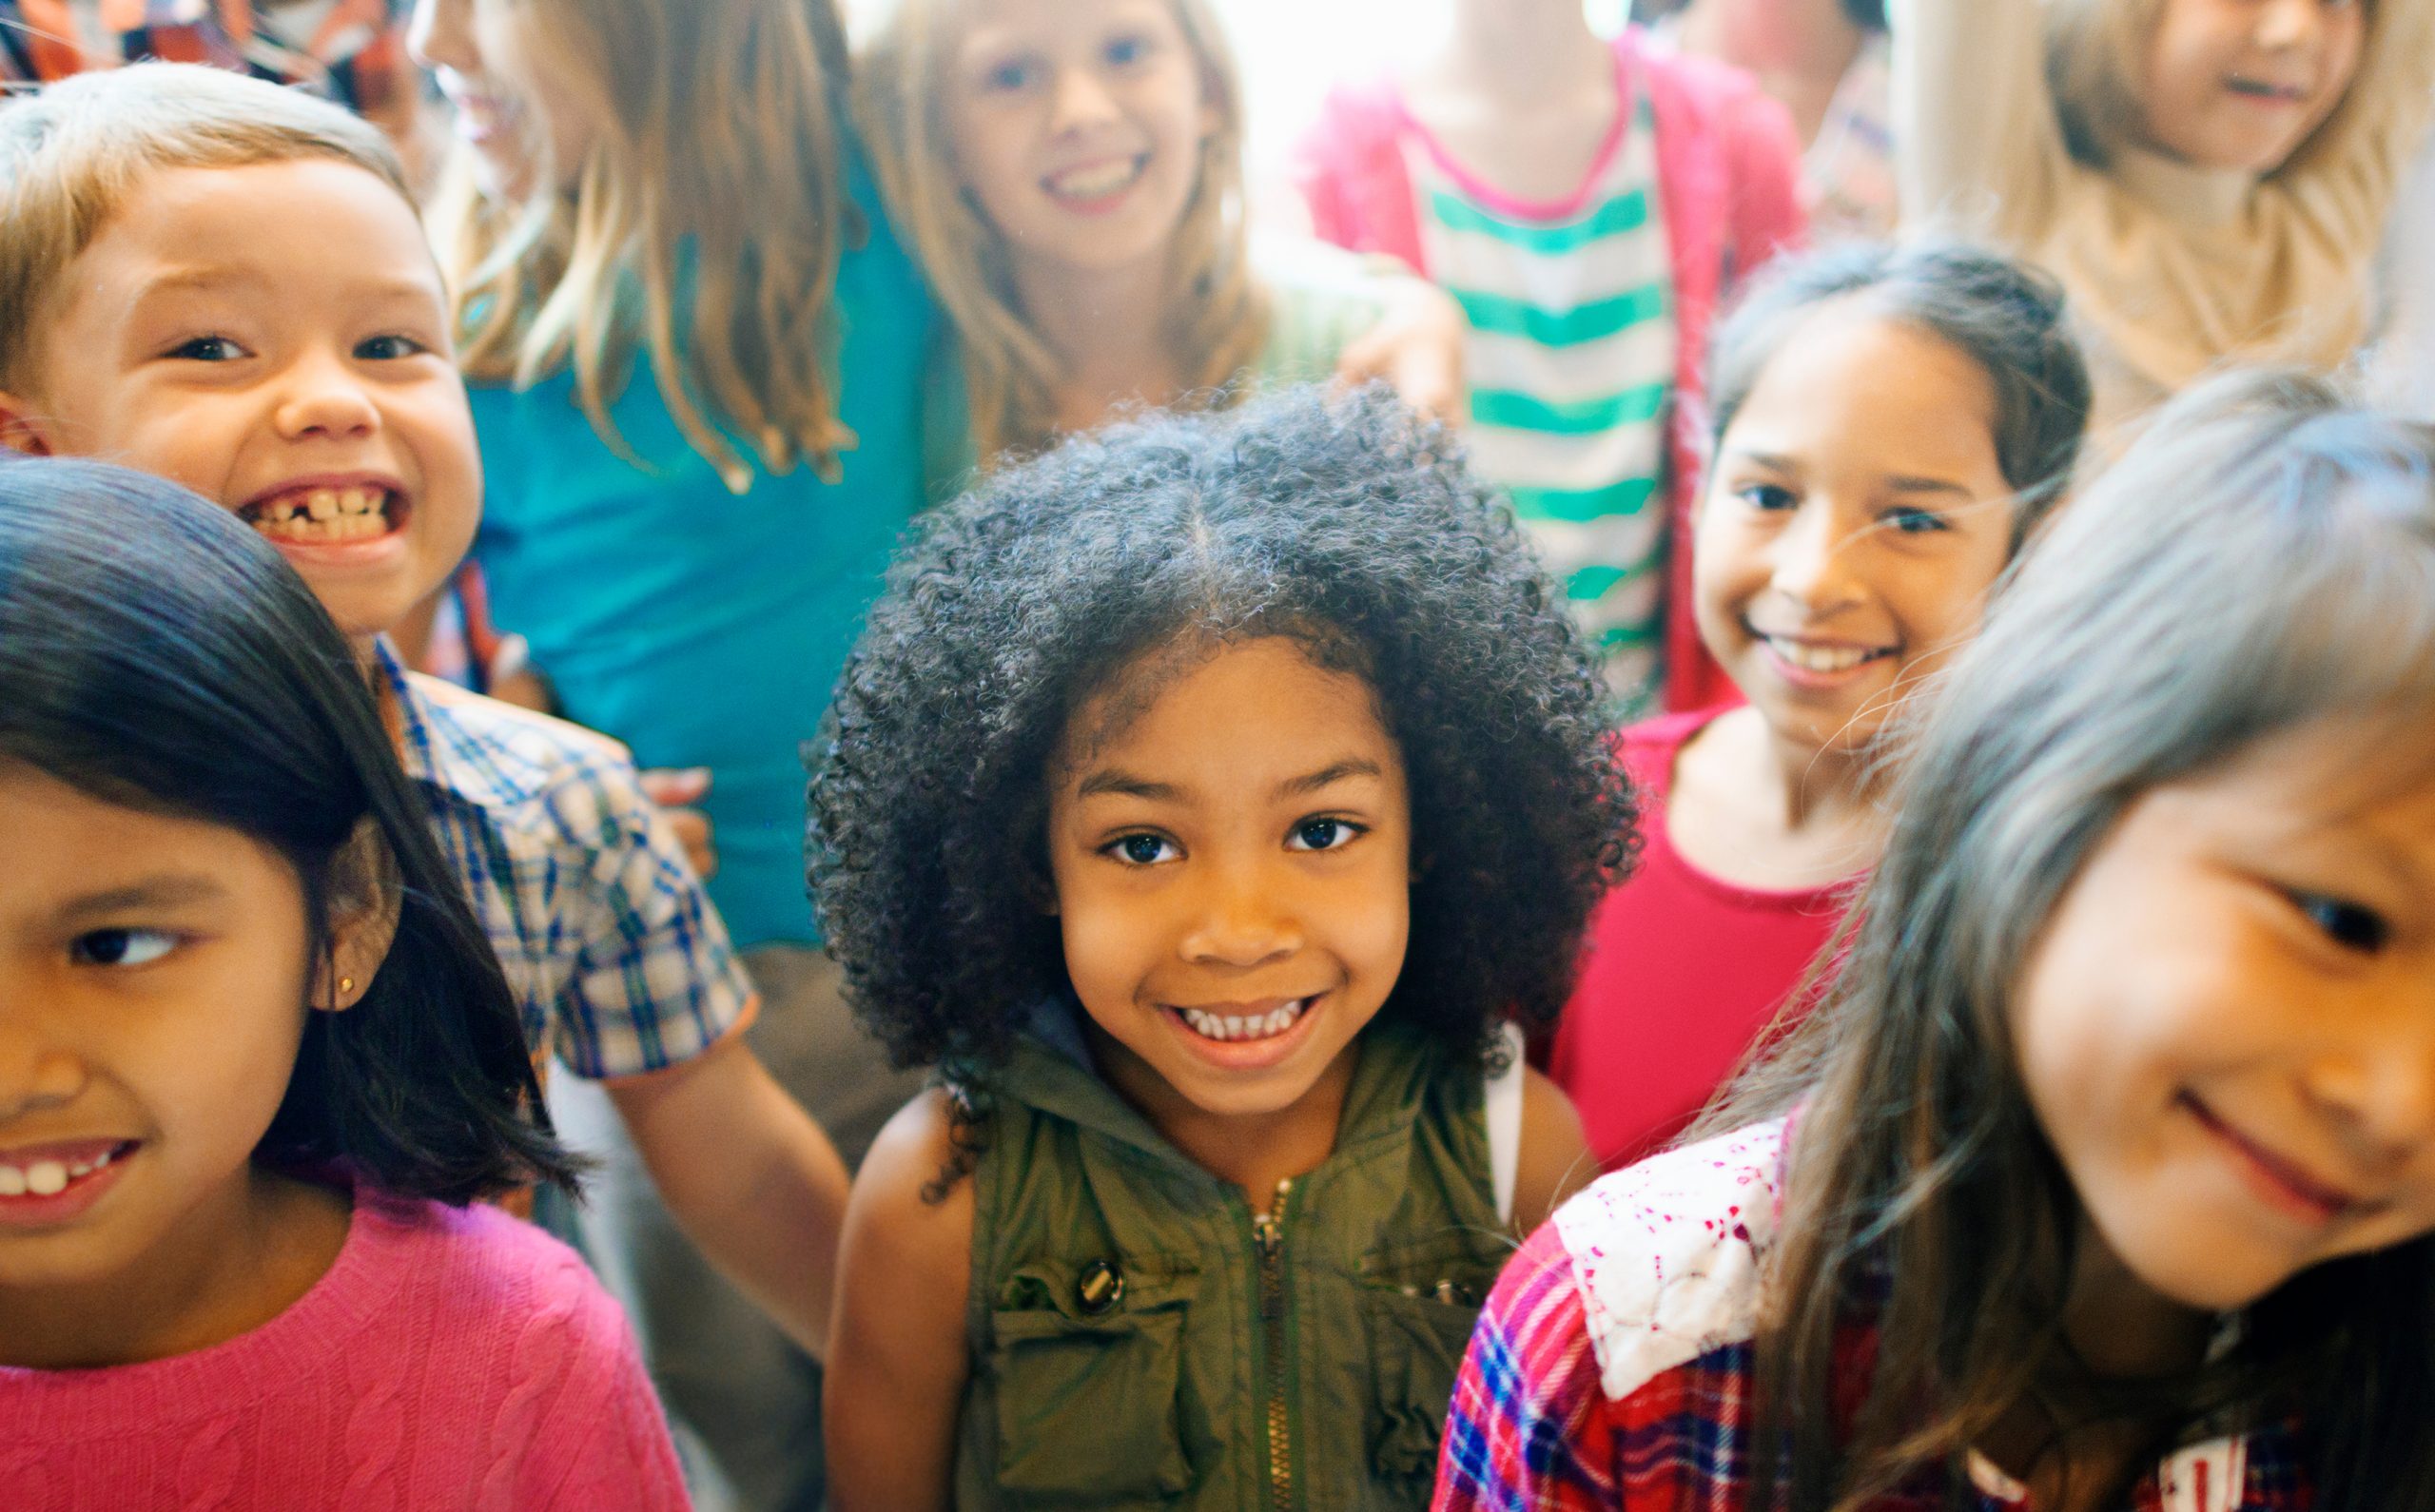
[1287,818,1363,852]
[1103,833,1177,866]
[2295,892,2389,954]
[70,928,177,967]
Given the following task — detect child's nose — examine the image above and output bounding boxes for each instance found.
[0,1011,84,1123]
[1179,865,1303,967]
[405,0,475,73]
[2255,0,2328,50]
[2302,1015,2435,1173]
[274,357,381,443]
[1049,64,1124,137]
[1767,502,1863,611]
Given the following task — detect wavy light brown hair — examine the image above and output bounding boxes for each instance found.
[2044,0,2384,172]
[1707,370,2435,1511]
[432,0,858,494]
[853,0,1265,463]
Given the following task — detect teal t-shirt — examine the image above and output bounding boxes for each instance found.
[467,147,934,949]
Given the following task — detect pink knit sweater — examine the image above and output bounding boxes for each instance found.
[0,1190,690,1510]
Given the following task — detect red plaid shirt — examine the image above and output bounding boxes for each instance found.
[1432,1122,2309,1511]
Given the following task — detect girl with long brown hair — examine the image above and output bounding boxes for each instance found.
[1438,371,2435,1511]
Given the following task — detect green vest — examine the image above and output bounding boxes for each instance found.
[955,1017,1510,1511]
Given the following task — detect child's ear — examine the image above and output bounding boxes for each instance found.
[313,817,405,1013]
[0,390,59,456]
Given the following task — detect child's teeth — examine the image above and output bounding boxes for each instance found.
[1770,637,1875,672]
[0,1166,23,1197]
[24,1160,67,1196]
[1179,998,1310,1042]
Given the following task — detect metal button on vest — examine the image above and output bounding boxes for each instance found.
[1076,1258,1124,1316]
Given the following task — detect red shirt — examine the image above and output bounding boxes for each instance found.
[1550,709,1852,1170]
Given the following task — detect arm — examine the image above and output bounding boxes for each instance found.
[1431,1221,1621,1511]
[1509,1068,1594,1234]
[826,1091,976,1512]
[1331,272,1469,427]
[605,1034,853,1357]
[1887,0,2064,242]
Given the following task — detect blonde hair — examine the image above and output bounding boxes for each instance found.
[431,0,857,494]
[854,0,1266,463]
[2044,0,2381,172]
[0,63,412,392]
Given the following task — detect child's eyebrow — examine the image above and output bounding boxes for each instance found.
[137,267,276,300]
[58,873,228,922]
[1883,475,1977,497]
[1726,449,1799,473]
[1275,759,1383,799]
[1075,769,1182,803]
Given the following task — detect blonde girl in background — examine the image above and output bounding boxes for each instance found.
[852,0,1466,482]
[408,0,931,1503]
[1897,0,2435,436]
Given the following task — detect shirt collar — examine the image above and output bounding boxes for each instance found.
[373,637,543,813]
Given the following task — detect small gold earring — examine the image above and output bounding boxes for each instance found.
[339,977,355,997]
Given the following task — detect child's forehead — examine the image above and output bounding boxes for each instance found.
[81,157,439,285]
[1050,631,1393,781]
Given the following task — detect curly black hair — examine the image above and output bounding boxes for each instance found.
[809,386,1636,1111]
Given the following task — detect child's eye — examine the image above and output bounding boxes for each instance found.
[1735,482,1798,513]
[69,928,178,968]
[356,333,429,360]
[1103,833,1179,866]
[1286,818,1365,853]
[1885,506,1951,535]
[983,57,1040,92]
[2290,891,2390,954]
[1104,31,1154,68]
[166,335,247,362]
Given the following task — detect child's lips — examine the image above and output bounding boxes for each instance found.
[2225,74,2308,106]
[2180,1094,2369,1226]
[0,1138,138,1218]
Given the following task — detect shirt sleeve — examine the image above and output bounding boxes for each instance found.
[544,750,758,1080]
[1432,1220,1623,1511]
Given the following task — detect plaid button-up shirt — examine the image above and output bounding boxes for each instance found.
[381,644,756,1081]
[1433,1122,2308,1512]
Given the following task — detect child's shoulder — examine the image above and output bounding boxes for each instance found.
[1547,1118,1787,1402]
[403,669,635,792]
[397,669,667,843]
[356,1192,633,1344]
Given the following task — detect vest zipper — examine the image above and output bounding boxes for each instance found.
[1251,1177,1296,1512]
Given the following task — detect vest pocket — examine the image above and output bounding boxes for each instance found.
[1354,1238,1500,1484]
[986,1263,1199,1505]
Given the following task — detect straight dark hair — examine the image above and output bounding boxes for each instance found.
[1706,371,2435,1510]
[1706,241,2091,550]
[0,457,577,1204]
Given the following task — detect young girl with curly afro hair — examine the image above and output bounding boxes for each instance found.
[811,386,1632,1510]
